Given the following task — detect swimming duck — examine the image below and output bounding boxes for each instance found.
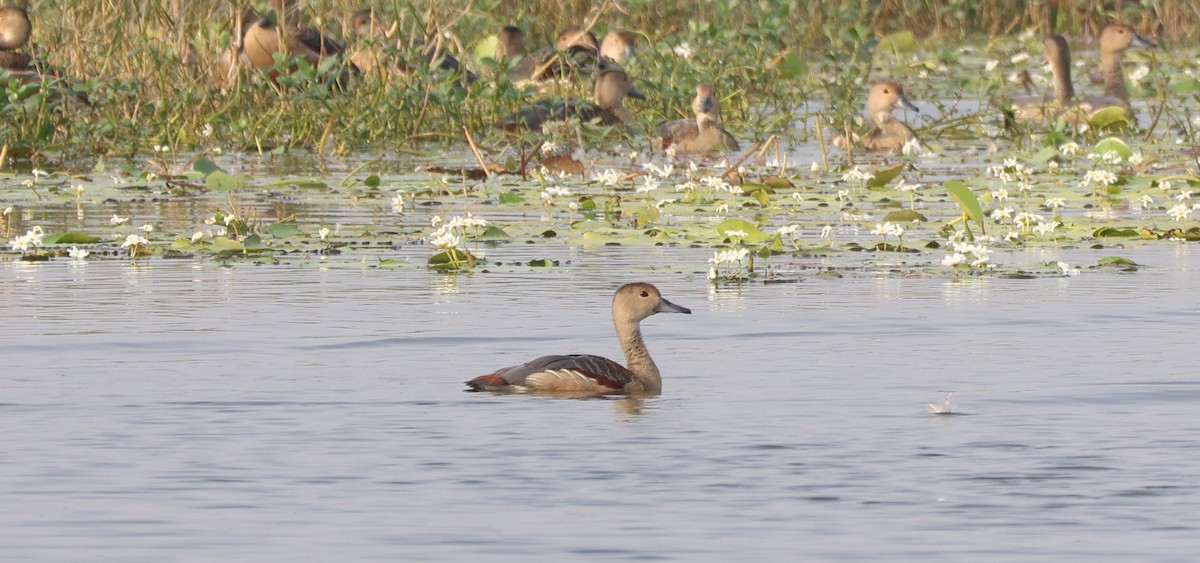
[466,282,690,395]
[658,83,739,154]
[1008,35,1076,123]
[1081,23,1154,111]
[831,80,920,152]
[497,69,644,131]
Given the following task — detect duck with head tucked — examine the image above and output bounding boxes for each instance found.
[240,0,354,85]
[497,69,644,131]
[346,8,474,82]
[0,5,34,83]
[831,80,920,152]
[658,83,739,154]
[466,282,691,395]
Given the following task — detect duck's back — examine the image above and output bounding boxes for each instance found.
[467,354,633,393]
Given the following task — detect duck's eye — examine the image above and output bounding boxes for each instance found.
[883,88,891,94]
[639,290,649,297]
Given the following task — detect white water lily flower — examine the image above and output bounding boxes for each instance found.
[985,60,999,72]
[3,206,11,216]
[673,42,693,59]
[121,234,149,248]
[1059,142,1080,156]
[1045,197,1066,209]
[1033,221,1058,235]
[941,252,967,267]
[928,393,956,414]
[1129,64,1150,82]
[140,224,154,233]
[723,229,748,239]
[636,176,660,194]
[392,192,406,213]
[9,226,45,253]
[991,207,1014,222]
[110,214,130,225]
[820,225,833,240]
[191,231,205,243]
[318,227,331,240]
[991,188,1009,202]
[1140,194,1155,210]
[68,246,89,261]
[1175,190,1193,202]
[1167,204,1193,221]
[777,224,801,237]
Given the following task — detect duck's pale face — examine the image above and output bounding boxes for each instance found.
[868,81,918,116]
[1100,24,1155,53]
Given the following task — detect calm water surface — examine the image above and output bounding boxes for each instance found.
[3,244,1199,560]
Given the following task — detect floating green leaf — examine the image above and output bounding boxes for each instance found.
[715,218,771,242]
[479,226,511,239]
[364,174,381,188]
[1088,107,1132,131]
[206,170,239,191]
[41,232,100,244]
[882,209,927,223]
[498,191,523,204]
[526,259,554,267]
[1094,137,1132,162]
[1096,256,1137,266]
[867,164,903,188]
[193,158,223,177]
[267,222,302,238]
[750,190,771,207]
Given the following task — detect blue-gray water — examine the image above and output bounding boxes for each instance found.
[2,243,1199,560]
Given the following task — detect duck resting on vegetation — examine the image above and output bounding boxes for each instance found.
[466,282,690,395]
[831,80,920,152]
[0,5,87,103]
[0,5,35,84]
[495,25,536,78]
[658,83,739,154]
[497,69,644,131]
[346,8,475,82]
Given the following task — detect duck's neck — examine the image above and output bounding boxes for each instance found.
[616,318,662,393]
[872,110,897,128]
[1052,59,1075,105]
[1101,50,1130,103]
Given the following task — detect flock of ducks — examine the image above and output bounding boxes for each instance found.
[0,4,1159,156]
[0,5,1164,395]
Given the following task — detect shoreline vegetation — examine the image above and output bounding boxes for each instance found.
[1,0,1191,157]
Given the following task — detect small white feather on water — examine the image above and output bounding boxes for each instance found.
[928,392,957,415]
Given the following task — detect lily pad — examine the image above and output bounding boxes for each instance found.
[867,164,903,188]
[882,209,928,223]
[41,232,100,244]
[1094,137,1132,162]
[715,218,771,242]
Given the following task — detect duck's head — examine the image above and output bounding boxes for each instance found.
[692,83,720,116]
[1099,24,1155,54]
[498,26,526,60]
[867,80,918,116]
[614,282,691,325]
[595,69,644,107]
[601,29,637,62]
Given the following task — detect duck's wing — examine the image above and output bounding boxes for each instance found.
[658,118,699,149]
[466,354,633,393]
